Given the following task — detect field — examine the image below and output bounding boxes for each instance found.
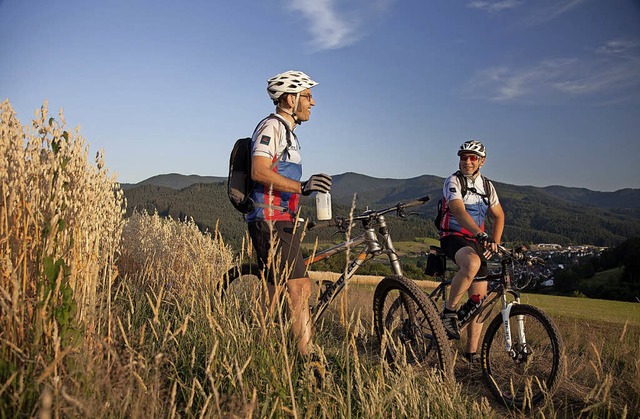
[2,100,639,417]
[307,275,640,417]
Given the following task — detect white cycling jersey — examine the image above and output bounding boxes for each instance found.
[439,173,499,238]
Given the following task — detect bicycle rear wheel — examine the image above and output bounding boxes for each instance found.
[373,276,453,377]
[220,263,267,322]
[481,304,564,409]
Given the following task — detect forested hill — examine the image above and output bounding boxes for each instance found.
[122,173,640,247]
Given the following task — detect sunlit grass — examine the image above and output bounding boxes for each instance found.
[2,100,638,417]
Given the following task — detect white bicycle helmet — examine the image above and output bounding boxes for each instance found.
[458,140,486,157]
[267,70,318,104]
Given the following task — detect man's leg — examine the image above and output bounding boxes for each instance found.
[286,276,312,355]
[445,246,482,310]
[465,280,488,354]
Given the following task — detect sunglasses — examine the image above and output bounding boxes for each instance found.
[460,154,479,162]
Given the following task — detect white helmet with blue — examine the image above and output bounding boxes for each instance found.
[458,140,486,157]
[267,70,318,105]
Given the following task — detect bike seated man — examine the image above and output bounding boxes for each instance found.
[437,139,505,362]
[246,70,331,360]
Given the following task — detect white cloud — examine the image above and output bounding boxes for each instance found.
[596,39,640,56]
[467,0,523,13]
[460,40,640,103]
[521,0,588,26]
[286,0,392,50]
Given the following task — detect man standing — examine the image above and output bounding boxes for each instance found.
[437,140,505,362]
[246,70,331,357]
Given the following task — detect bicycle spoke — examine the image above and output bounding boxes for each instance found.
[374,276,453,376]
[482,304,563,409]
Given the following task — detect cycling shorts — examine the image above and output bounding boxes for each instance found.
[440,234,489,277]
[248,220,307,284]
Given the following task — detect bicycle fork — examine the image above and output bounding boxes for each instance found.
[499,294,528,358]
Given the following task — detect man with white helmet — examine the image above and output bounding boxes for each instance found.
[437,140,505,363]
[246,70,331,360]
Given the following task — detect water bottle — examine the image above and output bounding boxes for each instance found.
[316,192,332,221]
[457,294,482,321]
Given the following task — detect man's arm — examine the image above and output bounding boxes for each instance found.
[251,155,302,194]
[448,198,483,236]
[488,203,505,245]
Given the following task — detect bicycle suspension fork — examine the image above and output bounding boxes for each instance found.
[499,289,527,356]
[370,215,403,277]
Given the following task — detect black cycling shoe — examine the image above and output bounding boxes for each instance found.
[441,310,460,340]
[463,352,481,364]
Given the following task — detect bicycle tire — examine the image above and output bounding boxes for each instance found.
[219,263,267,322]
[481,304,564,409]
[373,276,454,377]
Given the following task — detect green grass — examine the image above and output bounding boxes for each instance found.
[519,292,640,326]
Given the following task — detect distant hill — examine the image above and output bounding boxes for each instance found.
[122,173,640,247]
[541,186,640,209]
[120,173,226,191]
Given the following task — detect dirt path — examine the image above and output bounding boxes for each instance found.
[308,271,440,289]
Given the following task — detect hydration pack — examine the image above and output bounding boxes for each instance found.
[228,115,292,214]
[434,171,492,230]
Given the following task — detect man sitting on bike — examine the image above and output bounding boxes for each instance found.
[437,140,505,362]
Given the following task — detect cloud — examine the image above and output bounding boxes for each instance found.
[466,0,523,13]
[460,39,640,103]
[521,0,588,26]
[286,0,392,50]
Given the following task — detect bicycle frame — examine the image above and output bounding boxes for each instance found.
[430,245,530,355]
[303,196,429,324]
[305,214,404,324]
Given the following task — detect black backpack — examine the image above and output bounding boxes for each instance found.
[434,171,492,230]
[228,114,292,214]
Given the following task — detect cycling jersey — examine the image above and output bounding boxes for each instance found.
[246,114,302,222]
[439,173,499,239]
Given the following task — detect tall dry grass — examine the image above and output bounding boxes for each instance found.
[2,99,637,417]
[1,100,124,414]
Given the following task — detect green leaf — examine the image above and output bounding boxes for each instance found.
[43,256,57,282]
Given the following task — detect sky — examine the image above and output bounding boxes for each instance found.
[1,0,639,192]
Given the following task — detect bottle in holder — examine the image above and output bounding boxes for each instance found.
[315,192,332,221]
[457,294,481,321]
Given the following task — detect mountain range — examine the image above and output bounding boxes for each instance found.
[121,173,640,247]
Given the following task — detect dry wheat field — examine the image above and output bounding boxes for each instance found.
[1,100,638,418]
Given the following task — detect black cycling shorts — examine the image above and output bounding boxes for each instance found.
[248,220,307,284]
[440,234,489,277]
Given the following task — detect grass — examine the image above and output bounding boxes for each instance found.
[519,292,640,326]
[2,100,639,418]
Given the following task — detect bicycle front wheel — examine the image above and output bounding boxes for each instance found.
[373,276,453,376]
[481,304,564,409]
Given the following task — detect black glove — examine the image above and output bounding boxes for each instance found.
[475,231,494,245]
[301,173,332,196]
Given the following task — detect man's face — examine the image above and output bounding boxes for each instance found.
[458,153,484,175]
[294,88,315,122]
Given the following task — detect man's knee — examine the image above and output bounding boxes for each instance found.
[455,248,482,275]
[287,277,311,299]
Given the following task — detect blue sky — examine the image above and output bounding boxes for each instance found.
[1,0,639,192]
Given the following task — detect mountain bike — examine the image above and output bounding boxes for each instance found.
[427,243,565,409]
[220,196,454,376]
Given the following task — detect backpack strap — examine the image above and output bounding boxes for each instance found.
[251,114,296,215]
[454,170,492,202]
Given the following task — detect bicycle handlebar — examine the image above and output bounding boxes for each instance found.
[495,244,544,265]
[351,195,431,220]
[306,195,431,232]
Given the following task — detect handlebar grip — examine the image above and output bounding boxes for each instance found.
[402,195,430,208]
[306,218,338,232]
